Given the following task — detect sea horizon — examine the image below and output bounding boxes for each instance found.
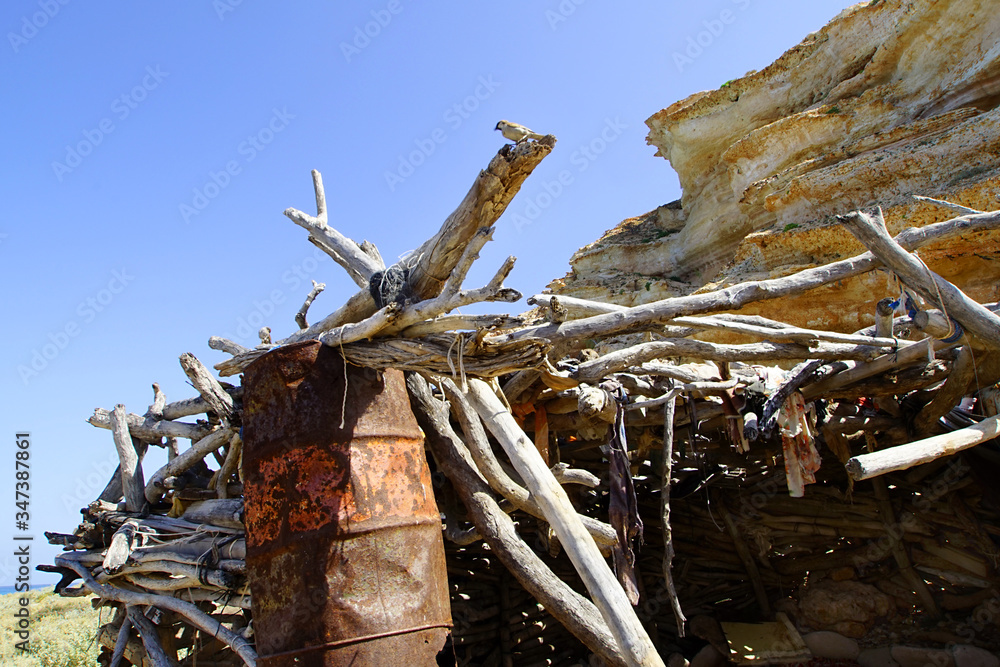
[0,583,56,596]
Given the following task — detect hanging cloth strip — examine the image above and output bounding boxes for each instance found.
[602,380,643,605]
[777,391,822,498]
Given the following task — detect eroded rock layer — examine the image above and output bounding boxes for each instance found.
[552,0,1000,330]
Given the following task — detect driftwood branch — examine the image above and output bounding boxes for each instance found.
[406,373,626,667]
[912,345,977,435]
[317,254,521,348]
[659,386,686,636]
[846,415,1000,481]
[110,405,145,513]
[574,339,886,383]
[463,378,664,667]
[208,336,249,357]
[838,207,1000,348]
[439,378,616,551]
[109,612,133,667]
[295,280,326,330]
[285,140,554,343]
[207,139,557,379]
[398,313,523,338]
[90,409,210,442]
[126,605,177,667]
[338,334,547,378]
[528,293,627,319]
[179,353,236,425]
[284,170,383,288]
[157,388,241,422]
[494,209,1000,345]
[54,555,257,666]
[669,314,903,348]
[214,432,243,499]
[912,194,982,215]
[144,428,233,504]
[802,338,954,401]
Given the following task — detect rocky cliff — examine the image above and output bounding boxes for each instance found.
[551,0,1000,334]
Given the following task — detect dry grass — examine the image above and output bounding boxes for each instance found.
[0,587,104,667]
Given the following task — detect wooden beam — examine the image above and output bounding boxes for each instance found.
[109,405,145,513]
[846,415,1000,481]
[838,208,1000,349]
[464,378,664,667]
[493,209,1000,346]
[406,374,626,667]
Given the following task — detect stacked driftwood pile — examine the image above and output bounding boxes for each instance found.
[44,136,1000,666]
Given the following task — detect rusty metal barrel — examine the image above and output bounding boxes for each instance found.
[241,340,452,666]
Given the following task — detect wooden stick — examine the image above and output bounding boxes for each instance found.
[528,294,627,320]
[633,362,717,384]
[716,491,771,616]
[154,387,242,422]
[214,432,242,499]
[284,170,383,288]
[144,428,233,504]
[208,336,249,357]
[912,345,976,435]
[179,353,236,425]
[463,378,664,667]
[58,557,256,665]
[493,209,1000,345]
[180,498,244,530]
[628,380,742,410]
[317,303,401,346]
[333,334,547,378]
[659,386,686,636]
[399,313,523,337]
[669,314,903,348]
[405,374,627,667]
[313,256,520,347]
[912,194,982,215]
[870,474,940,617]
[913,309,960,338]
[294,280,326,330]
[103,519,142,573]
[126,605,177,667]
[274,139,555,350]
[109,612,133,667]
[439,378,616,551]
[838,208,1000,348]
[575,339,881,383]
[802,338,953,401]
[99,560,239,590]
[147,384,166,420]
[502,369,542,404]
[110,405,146,513]
[578,384,618,424]
[91,409,211,442]
[550,463,601,488]
[846,415,1000,481]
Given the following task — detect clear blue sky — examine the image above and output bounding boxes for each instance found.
[0,1,854,586]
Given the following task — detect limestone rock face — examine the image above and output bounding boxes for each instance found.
[553,0,1000,331]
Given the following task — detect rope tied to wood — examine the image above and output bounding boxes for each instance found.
[195,534,239,587]
[368,262,415,309]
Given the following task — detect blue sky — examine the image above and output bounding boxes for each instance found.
[0,1,855,586]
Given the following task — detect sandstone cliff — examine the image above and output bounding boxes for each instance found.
[551,0,1000,334]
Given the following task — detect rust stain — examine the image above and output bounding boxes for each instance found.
[242,341,452,666]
